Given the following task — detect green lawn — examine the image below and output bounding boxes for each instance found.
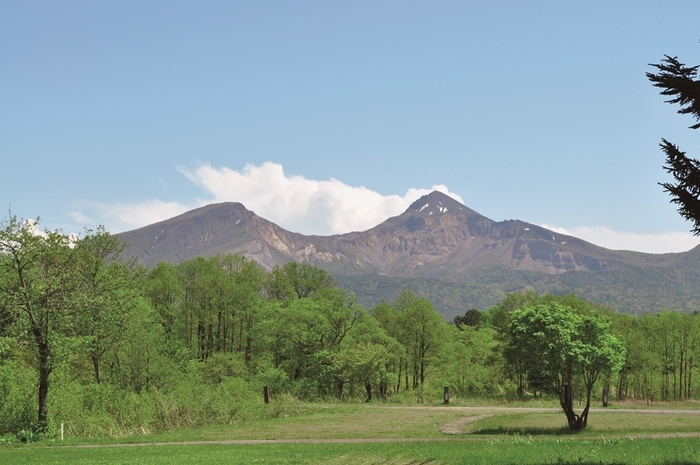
[3,438,700,464]
[469,410,700,436]
[3,403,700,464]
[65,404,698,444]
[140,404,468,442]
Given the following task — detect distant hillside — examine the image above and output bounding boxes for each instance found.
[119,191,700,316]
[337,261,700,318]
[334,274,507,320]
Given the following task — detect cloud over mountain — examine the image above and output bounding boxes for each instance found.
[541,225,700,254]
[75,162,463,236]
[70,161,700,254]
[179,162,464,235]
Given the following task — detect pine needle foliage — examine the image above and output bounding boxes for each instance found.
[647,55,700,234]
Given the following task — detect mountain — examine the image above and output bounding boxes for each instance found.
[118,191,700,316]
[116,201,308,270]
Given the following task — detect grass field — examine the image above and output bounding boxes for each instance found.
[3,403,700,464]
[3,437,700,464]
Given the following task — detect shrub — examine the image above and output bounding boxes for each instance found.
[0,361,37,434]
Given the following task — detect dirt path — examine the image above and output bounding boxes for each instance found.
[69,432,700,448]
[387,405,700,415]
[71,438,458,448]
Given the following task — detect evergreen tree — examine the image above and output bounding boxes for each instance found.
[647,55,700,233]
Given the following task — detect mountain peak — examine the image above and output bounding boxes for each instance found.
[406,191,473,216]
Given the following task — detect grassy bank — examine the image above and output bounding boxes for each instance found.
[2,437,700,464]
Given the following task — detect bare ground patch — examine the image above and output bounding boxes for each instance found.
[439,414,493,434]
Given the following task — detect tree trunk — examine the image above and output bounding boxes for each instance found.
[217,309,223,353]
[92,354,102,384]
[198,321,206,360]
[559,382,594,431]
[560,383,584,431]
[36,336,51,432]
[412,362,418,390]
[337,380,344,401]
[679,348,684,399]
[207,323,214,359]
[365,382,373,402]
[517,370,524,397]
[617,369,627,400]
[245,335,252,366]
[396,359,402,394]
[404,362,409,391]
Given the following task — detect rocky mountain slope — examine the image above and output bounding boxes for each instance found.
[118,191,700,315]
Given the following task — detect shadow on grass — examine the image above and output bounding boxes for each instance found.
[473,426,579,436]
[505,463,700,465]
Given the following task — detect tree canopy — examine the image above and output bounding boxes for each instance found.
[505,303,624,430]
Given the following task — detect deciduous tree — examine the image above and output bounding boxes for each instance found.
[505,303,624,430]
[74,226,136,384]
[0,216,80,431]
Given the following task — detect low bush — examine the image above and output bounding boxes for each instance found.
[0,361,37,435]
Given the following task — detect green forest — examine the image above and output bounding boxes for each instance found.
[1,217,699,439]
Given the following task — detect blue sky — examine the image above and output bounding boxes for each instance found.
[2,1,700,253]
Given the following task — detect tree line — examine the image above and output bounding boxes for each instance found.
[0,217,697,436]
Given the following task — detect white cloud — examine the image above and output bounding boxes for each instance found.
[24,219,48,238]
[100,200,193,230]
[177,162,463,235]
[540,224,700,254]
[22,220,78,246]
[68,211,94,224]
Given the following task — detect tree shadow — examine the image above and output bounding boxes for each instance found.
[472,426,578,436]
[504,463,699,465]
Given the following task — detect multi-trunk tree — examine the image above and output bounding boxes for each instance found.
[505,302,624,430]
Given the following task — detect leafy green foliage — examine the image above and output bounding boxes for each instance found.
[264,262,335,301]
[0,215,83,430]
[505,303,624,430]
[0,359,36,435]
[454,308,483,327]
[441,324,506,397]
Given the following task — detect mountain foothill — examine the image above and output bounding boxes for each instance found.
[118,191,700,318]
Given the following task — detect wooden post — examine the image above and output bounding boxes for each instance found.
[443,386,450,404]
[61,423,64,441]
[602,388,609,407]
[263,386,270,404]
